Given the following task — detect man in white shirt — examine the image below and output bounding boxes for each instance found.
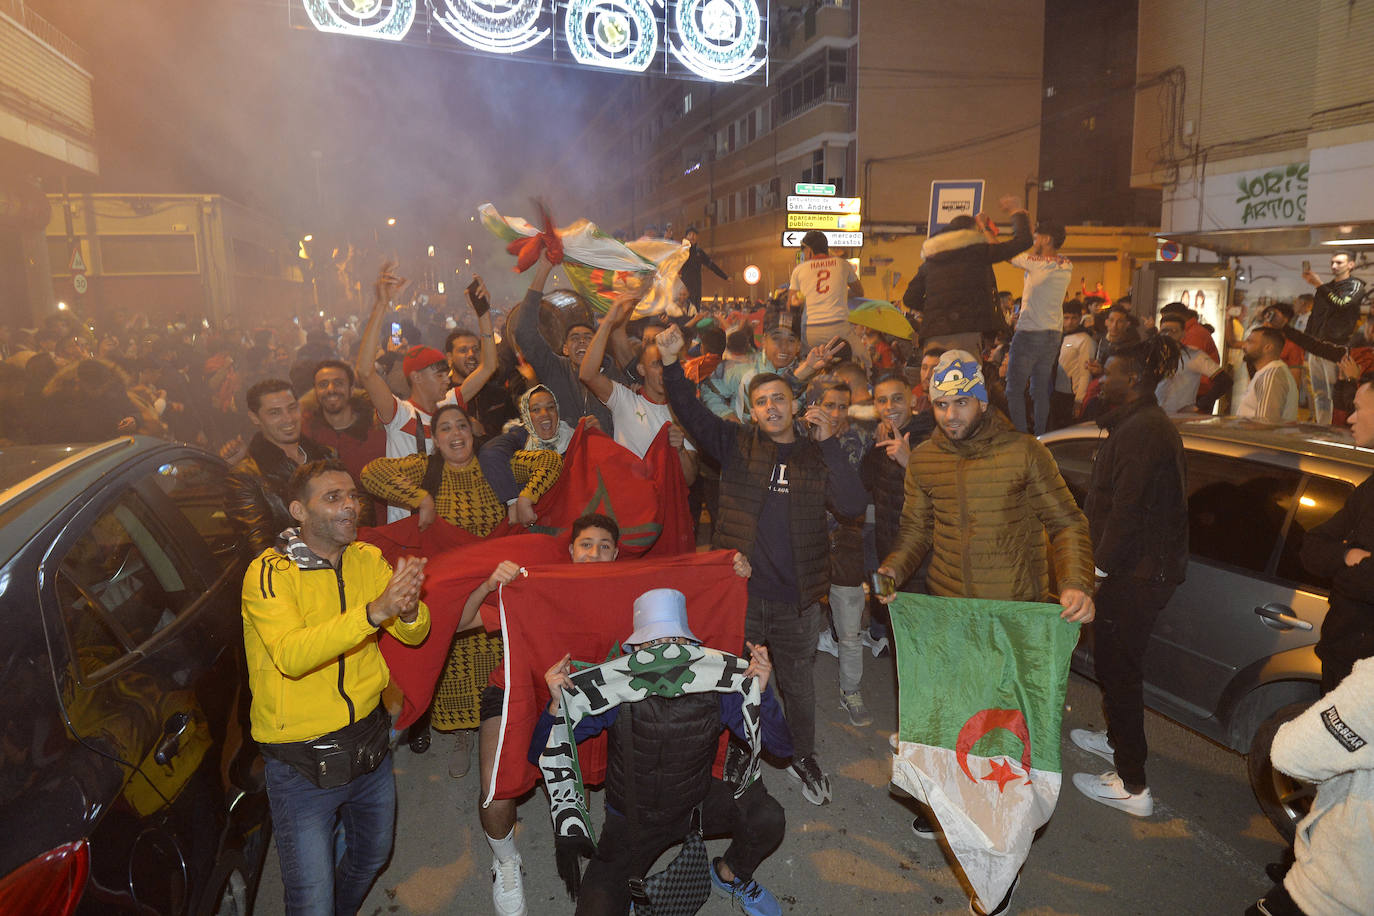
[1005,220,1072,433]
[788,230,865,356]
[1236,326,1299,422]
[580,297,698,484]
[1155,312,1227,413]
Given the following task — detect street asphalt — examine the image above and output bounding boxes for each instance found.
[253,646,1283,915]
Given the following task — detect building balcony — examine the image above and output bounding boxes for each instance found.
[0,0,97,175]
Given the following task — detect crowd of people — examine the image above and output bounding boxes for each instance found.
[2,214,1370,916]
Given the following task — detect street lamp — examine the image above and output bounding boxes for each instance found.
[386,217,397,227]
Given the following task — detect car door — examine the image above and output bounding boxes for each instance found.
[40,452,247,914]
[1142,449,1306,721]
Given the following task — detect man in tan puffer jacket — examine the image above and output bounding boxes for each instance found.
[877,350,1095,615]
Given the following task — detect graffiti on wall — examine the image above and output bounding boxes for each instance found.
[1233,163,1308,225]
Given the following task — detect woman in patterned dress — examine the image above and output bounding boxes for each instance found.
[361,403,561,774]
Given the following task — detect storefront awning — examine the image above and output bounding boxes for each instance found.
[1158,220,1374,256]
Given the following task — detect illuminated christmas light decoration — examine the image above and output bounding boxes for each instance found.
[563,0,658,72]
[670,0,764,82]
[297,0,767,82]
[429,0,549,54]
[301,0,416,40]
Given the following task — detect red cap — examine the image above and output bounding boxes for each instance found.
[402,345,446,377]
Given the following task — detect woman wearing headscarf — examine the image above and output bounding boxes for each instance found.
[361,402,562,774]
[478,384,579,526]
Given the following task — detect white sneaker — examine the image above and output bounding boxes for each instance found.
[1069,728,1115,765]
[491,854,527,916]
[1072,770,1153,817]
[861,631,889,658]
[817,629,839,657]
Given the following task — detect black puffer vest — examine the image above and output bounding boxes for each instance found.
[712,428,830,606]
[605,694,720,831]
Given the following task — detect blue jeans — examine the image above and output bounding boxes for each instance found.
[1307,352,1336,424]
[265,752,396,916]
[1006,329,1062,434]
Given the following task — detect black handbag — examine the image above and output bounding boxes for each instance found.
[628,808,711,916]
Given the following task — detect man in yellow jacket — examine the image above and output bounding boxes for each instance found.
[876,350,1094,863]
[242,458,430,916]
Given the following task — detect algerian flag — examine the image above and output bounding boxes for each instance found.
[889,594,1080,911]
[478,203,690,317]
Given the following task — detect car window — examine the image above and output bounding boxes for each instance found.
[1046,438,1099,508]
[1275,474,1354,593]
[55,492,198,680]
[148,457,241,569]
[1186,451,1301,574]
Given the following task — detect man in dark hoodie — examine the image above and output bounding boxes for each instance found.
[903,195,1032,354]
[1069,334,1187,819]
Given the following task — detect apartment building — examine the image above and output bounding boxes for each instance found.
[0,0,97,324]
[587,0,1048,300]
[1132,0,1374,302]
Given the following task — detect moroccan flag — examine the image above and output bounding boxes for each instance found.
[889,594,1080,911]
[477,550,748,804]
[487,419,694,558]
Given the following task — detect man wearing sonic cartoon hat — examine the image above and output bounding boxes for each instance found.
[875,349,1094,614]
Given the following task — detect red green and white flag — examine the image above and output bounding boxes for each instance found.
[479,203,690,317]
[889,594,1080,911]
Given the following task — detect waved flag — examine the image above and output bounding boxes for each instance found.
[479,202,689,317]
[889,594,1080,912]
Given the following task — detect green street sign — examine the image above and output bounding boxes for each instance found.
[794,182,836,197]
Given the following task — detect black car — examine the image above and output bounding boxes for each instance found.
[0,438,268,915]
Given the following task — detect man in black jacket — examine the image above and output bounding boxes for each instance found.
[681,226,729,313]
[903,195,1031,354]
[535,589,788,916]
[1293,251,1367,423]
[227,378,335,554]
[1069,336,1188,818]
[1301,377,1374,692]
[861,373,935,592]
[657,323,868,807]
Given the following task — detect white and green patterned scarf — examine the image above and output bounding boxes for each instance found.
[539,643,762,886]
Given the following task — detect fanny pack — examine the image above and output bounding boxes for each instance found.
[262,704,391,789]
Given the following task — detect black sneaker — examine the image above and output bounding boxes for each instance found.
[787,755,832,805]
[911,809,938,840]
[969,875,1018,915]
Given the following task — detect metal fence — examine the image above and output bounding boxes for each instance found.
[0,0,91,72]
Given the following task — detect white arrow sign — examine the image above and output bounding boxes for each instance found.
[787,195,861,214]
[781,230,864,248]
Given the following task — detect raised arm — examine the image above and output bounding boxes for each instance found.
[513,256,559,382]
[456,275,498,405]
[579,297,632,403]
[355,262,404,424]
[658,324,739,466]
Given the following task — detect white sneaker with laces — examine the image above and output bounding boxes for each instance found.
[491,854,527,916]
[1072,770,1153,816]
[1069,728,1115,765]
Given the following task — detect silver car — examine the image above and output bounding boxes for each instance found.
[1040,416,1374,840]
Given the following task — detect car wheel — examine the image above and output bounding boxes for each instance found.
[1247,700,1317,844]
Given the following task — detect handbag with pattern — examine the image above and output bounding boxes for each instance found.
[628,807,710,916]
